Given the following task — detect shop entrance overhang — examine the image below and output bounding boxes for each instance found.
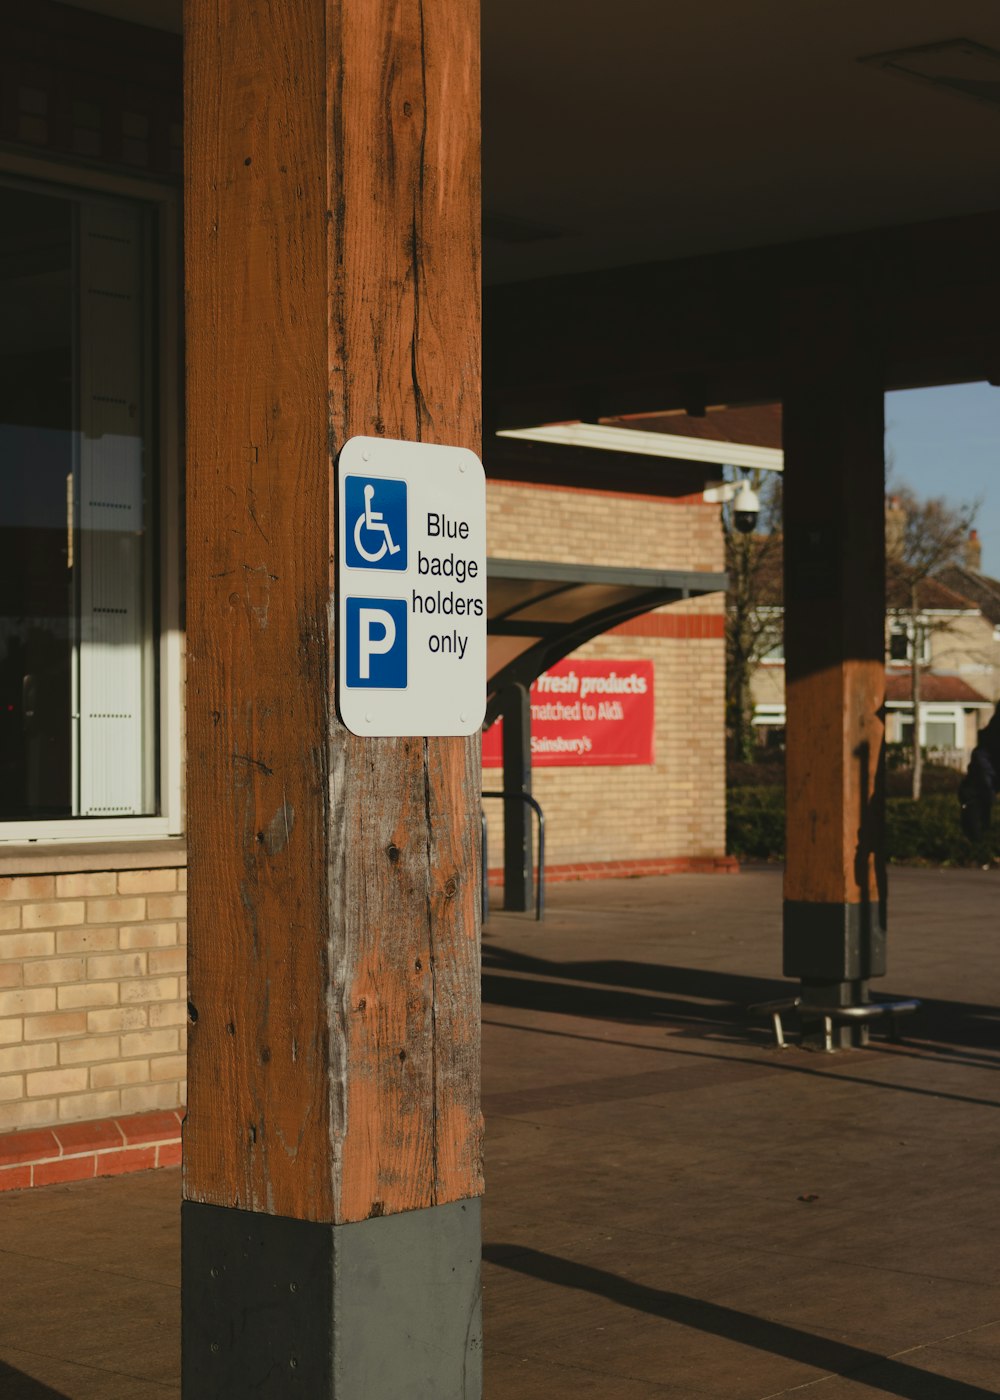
[486,558,726,725]
[485,556,726,917]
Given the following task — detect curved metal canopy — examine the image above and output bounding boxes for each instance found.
[486,557,727,725]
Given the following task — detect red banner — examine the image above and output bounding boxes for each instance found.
[483,659,654,767]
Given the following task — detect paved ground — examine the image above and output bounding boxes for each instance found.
[2,864,1000,1398]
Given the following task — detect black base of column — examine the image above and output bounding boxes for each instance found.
[783,900,886,982]
[784,901,886,1049]
[182,1197,482,1399]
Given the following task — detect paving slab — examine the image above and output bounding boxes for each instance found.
[1,864,999,1398]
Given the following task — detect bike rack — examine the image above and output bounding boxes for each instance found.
[481,790,545,922]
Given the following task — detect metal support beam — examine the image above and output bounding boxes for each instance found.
[500,682,533,912]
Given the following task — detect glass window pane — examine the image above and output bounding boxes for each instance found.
[0,186,74,818]
[0,180,157,822]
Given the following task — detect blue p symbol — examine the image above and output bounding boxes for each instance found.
[346,597,407,689]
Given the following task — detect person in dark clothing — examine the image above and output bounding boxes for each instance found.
[959,705,1000,840]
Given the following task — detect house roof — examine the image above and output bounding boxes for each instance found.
[937,564,1000,627]
[745,544,981,614]
[884,672,991,706]
[885,571,980,613]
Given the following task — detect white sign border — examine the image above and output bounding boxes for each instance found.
[336,436,487,738]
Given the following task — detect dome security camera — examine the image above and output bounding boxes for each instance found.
[732,480,760,535]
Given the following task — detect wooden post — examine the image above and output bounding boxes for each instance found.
[782,288,887,1046]
[182,1,483,1394]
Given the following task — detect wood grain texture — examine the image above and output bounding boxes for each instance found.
[781,289,886,908]
[327,0,483,1222]
[185,0,482,1223]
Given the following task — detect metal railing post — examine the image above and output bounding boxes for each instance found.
[481,790,545,920]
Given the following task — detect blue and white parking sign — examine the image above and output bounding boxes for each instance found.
[345,597,407,690]
[344,475,407,572]
[337,437,486,737]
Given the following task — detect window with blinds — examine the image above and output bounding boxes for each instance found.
[0,179,157,823]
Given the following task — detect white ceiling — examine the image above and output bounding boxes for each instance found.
[63,0,1000,285]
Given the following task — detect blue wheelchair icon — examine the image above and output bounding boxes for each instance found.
[345,475,407,571]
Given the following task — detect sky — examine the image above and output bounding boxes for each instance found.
[885,381,1000,578]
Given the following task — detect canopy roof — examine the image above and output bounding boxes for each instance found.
[486,558,726,724]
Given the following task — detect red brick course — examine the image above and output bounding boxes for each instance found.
[610,614,725,639]
[0,1108,183,1191]
[487,855,738,886]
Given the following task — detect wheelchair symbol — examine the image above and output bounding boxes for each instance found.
[354,484,401,563]
[344,474,407,571]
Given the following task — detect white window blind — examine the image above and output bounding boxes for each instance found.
[76,200,153,817]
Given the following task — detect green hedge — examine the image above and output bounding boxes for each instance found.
[727,787,998,865]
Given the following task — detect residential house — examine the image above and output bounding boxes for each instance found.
[750,539,997,762]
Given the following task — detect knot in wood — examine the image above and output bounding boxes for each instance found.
[444,877,458,899]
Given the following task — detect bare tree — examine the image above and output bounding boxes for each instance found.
[885,484,980,800]
[723,469,783,762]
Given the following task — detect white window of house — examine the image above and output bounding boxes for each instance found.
[887,622,930,665]
[922,708,959,750]
[754,607,784,663]
[899,705,963,751]
[0,167,180,840]
[752,704,787,726]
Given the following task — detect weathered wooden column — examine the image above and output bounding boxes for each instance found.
[782,287,887,1046]
[182,2,483,1395]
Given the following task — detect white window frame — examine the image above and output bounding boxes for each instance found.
[754,606,784,664]
[888,702,967,749]
[0,150,182,843]
[919,705,963,750]
[752,704,787,727]
[886,618,931,667]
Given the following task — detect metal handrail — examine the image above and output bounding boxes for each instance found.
[480,809,489,926]
[481,790,545,921]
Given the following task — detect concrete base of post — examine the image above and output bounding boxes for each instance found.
[784,900,887,1049]
[182,1197,482,1399]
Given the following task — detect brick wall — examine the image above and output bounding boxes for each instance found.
[485,479,727,873]
[0,867,187,1133]
[487,479,722,573]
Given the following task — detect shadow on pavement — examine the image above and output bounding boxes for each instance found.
[0,1363,70,1399]
[482,945,1000,1055]
[483,1245,1000,1400]
[482,1014,1000,1112]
